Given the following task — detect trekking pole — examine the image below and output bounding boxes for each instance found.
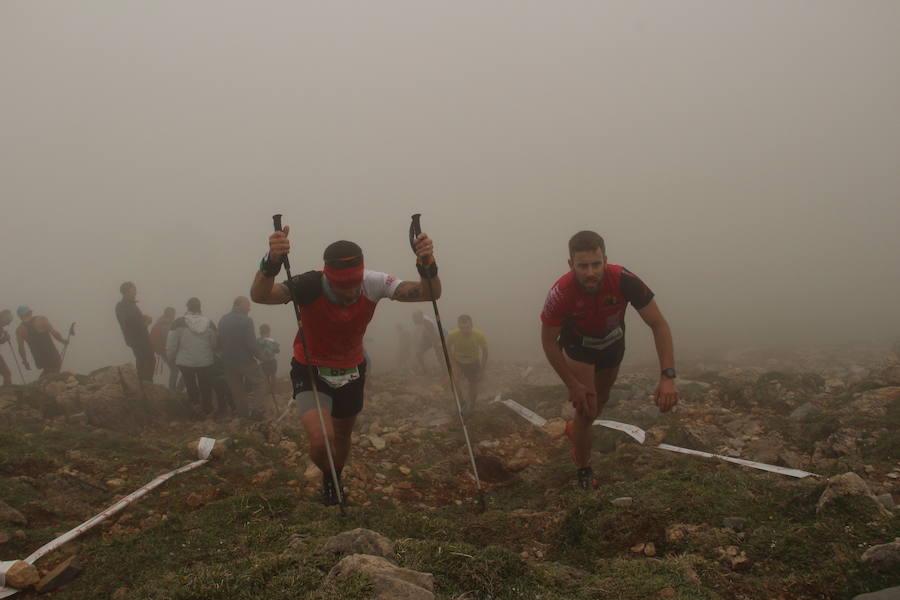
[6,339,26,384]
[268,374,282,414]
[59,322,76,369]
[273,214,346,515]
[409,214,486,512]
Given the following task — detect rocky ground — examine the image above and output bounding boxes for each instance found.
[1,344,899,599]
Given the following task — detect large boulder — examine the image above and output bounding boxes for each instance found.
[33,364,191,429]
[4,560,39,589]
[860,539,900,573]
[323,529,397,562]
[817,472,893,520]
[852,585,900,600]
[324,554,434,600]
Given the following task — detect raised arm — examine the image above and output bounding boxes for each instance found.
[250,227,293,305]
[392,232,441,302]
[42,318,67,345]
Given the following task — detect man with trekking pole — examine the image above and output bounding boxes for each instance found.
[16,306,68,379]
[249,215,441,507]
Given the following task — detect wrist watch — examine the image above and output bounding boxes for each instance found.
[661,368,677,379]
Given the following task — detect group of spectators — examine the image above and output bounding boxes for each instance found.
[115,282,279,420]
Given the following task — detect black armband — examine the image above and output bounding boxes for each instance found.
[416,258,438,279]
[259,253,282,278]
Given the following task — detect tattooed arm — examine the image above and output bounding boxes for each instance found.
[392,277,441,302]
[393,231,442,302]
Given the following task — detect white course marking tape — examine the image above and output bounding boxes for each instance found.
[495,398,818,480]
[656,444,817,479]
[593,419,646,444]
[491,396,547,426]
[0,437,218,598]
[0,562,15,588]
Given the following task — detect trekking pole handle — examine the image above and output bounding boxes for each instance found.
[409,213,422,253]
[272,214,292,273]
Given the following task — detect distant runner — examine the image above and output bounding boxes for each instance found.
[394,324,412,372]
[540,231,678,490]
[1,309,14,385]
[446,314,488,411]
[257,323,280,393]
[15,306,68,378]
[411,309,441,374]
[250,224,439,505]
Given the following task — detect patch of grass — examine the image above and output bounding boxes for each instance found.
[588,556,723,599]
[399,538,542,599]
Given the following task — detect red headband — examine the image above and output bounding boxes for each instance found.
[324,262,364,288]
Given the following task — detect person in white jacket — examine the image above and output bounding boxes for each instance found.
[166,297,218,418]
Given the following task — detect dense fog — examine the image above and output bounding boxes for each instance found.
[3,1,899,381]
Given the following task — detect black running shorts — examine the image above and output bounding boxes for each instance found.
[560,338,625,372]
[290,359,367,419]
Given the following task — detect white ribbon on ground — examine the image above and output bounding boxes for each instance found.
[593,419,647,444]
[0,437,218,598]
[656,443,817,479]
[491,395,546,426]
[0,562,15,588]
[495,398,818,479]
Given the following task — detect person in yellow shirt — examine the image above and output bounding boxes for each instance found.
[446,314,488,412]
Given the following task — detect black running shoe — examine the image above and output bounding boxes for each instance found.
[576,466,595,490]
[321,472,343,506]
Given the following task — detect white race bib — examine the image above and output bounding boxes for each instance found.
[581,326,624,351]
[317,366,360,389]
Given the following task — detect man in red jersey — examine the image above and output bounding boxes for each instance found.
[250,225,439,505]
[540,231,678,490]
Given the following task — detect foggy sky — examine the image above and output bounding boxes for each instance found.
[3,1,899,380]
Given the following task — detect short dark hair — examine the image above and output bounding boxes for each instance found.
[323,241,363,268]
[186,297,201,312]
[119,281,135,295]
[568,231,605,257]
[458,314,472,325]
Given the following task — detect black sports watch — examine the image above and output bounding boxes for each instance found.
[661,368,677,379]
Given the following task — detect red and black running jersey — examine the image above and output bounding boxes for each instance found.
[540,264,654,339]
[283,270,401,368]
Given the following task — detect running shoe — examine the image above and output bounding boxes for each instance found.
[321,472,343,506]
[576,466,595,490]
